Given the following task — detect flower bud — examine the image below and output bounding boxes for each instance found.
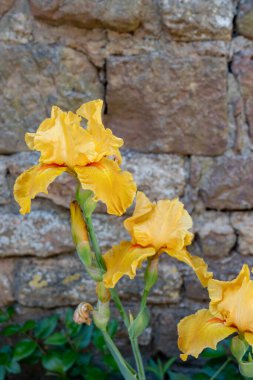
[73,302,93,325]
[96,282,111,303]
[93,301,110,331]
[76,187,97,218]
[231,336,248,362]
[144,256,159,292]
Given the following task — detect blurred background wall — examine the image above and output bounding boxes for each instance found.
[0,0,253,356]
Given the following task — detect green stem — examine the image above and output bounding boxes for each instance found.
[102,330,137,380]
[140,289,149,310]
[85,215,105,272]
[110,288,130,328]
[209,358,231,380]
[131,338,146,380]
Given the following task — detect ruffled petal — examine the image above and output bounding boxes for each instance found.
[26,106,96,167]
[103,241,156,288]
[77,99,123,162]
[75,158,136,216]
[178,309,236,361]
[13,164,67,214]
[124,191,153,237]
[124,194,193,251]
[163,248,213,287]
[209,264,251,317]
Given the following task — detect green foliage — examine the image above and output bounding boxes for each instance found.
[0,306,120,379]
[146,340,244,380]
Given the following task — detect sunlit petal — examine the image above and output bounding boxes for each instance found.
[103,241,156,288]
[77,99,123,162]
[178,309,236,361]
[13,164,67,214]
[75,158,136,216]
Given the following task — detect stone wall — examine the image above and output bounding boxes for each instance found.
[1,0,253,357]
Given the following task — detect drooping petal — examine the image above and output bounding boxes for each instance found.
[127,196,193,251]
[26,106,96,167]
[209,264,251,318]
[163,248,213,287]
[13,164,67,214]
[77,99,123,162]
[103,241,156,288]
[244,332,253,346]
[178,309,236,361]
[75,158,136,216]
[124,191,154,237]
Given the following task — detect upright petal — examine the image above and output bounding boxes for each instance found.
[163,248,213,287]
[124,191,154,238]
[178,309,236,361]
[209,264,251,316]
[13,164,67,214]
[127,197,193,251]
[75,158,136,216]
[77,100,123,162]
[103,241,156,288]
[26,106,96,167]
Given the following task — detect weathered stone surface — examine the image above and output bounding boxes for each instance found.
[237,0,253,39]
[231,212,253,255]
[0,0,14,18]
[0,43,103,154]
[191,155,253,210]
[29,0,142,32]
[0,208,74,257]
[107,53,228,155]
[232,51,253,142]
[15,254,96,308]
[122,152,186,200]
[193,212,236,257]
[0,259,15,307]
[0,157,10,205]
[14,254,182,308]
[161,0,234,41]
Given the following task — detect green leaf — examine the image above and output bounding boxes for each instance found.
[93,329,106,351]
[201,345,227,359]
[164,357,176,373]
[44,332,68,346]
[107,320,118,338]
[0,366,5,380]
[42,350,77,375]
[0,354,9,366]
[168,372,191,380]
[0,307,14,324]
[13,339,37,361]
[6,359,21,375]
[20,320,36,333]
[2,324,21,336]
[192,374,209,380]
[34,315,58,339]
[73,324,93,350]
[128,307,150,339]
[85,366,108,380]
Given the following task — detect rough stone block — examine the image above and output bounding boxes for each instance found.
[0,259,15,307]
[0,43,103,154]
[193,211,236,257]
[29,0,142,32]
[0,0,14,18]
[232,51,253,142]
[191,155,253,210]
[231,212,253,255]
[237,0,253,40]
[161,0,234,41]
[107,53,228,155]
[0,157,10,205]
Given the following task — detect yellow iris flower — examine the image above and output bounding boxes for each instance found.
[103,191,212,288]
[14,99,136,216]
[178,264,253,361]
